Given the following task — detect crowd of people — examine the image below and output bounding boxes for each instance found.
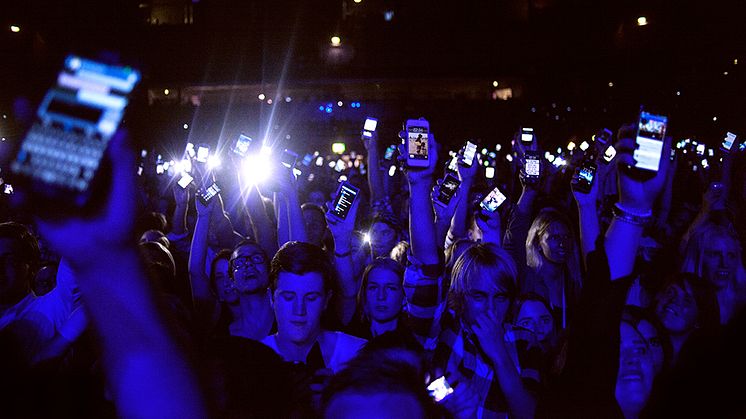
[1,110,746,418]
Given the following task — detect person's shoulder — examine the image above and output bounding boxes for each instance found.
[259,334,279,351]
[328,330,367,350]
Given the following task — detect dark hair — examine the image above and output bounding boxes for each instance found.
[0,222,40,272]
[621,305,672,369]
[229,239,268,279]
[656,272,720,335]
[357,258,405,321]
[270,241,334,293]
[209,249,233,295]
[135,211,167,236]
[322,336,437,418]
[509,292,553,325]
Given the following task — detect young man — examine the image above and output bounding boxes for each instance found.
[261,241,366,371]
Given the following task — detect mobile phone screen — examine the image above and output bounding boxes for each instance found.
[525,153,541,178]
[462,141,477,167]
[330,182,359,220]
[199,182,221,204]
[178,172,193,189]
[384,145,396,161]
[485,166,495,179]
[521,127,534,143]
[480,186,507,212]
[427,377,454,402]
[407,126,429,161]
[281,149,298,168]
[233,134,252,156]
[11,56,140,193]
[364,117,378,132]
[197,146,209,163]
[574,162,596,193]
[723,132,737,151]
[437,174,461,206]
[603,145,617,162]
[634,112,668,171]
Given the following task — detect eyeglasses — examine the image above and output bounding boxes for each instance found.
[230,254,266,269]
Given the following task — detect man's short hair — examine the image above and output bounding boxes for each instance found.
[0,222,40,270]
[270,241,334,293]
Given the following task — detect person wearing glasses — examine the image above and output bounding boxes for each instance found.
[227,240,275,341]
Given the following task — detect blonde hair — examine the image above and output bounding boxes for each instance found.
[525,208,582,296]
[449,243,518,318]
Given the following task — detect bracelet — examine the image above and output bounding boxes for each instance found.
[612,203,654,227]
[334,249,352,258]
[614,203,653,217]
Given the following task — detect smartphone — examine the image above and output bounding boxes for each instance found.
[4,184,13,195]
[480,186,507,212]
[10,56,140,207]
[427,376,454,403]
[722,132,737,152]
[233,134,252,157]
[362,117,378,139]
[485,166,495,179]
[447,155,459,172]
[524,150,541,182]
[603,145,617,163]
[281,149,298,168]
[197,182,221,205]
[695,144,705,155]
[435,174,461,207]
[196,144,210,163]
[328,181,359,221]
[573,160,597,194]
[302,153,314,166]
[595,128,613,145]
[383,144,397,161]
[461,141,478,167]
[634,111,668,172]
[405,119,430,167]
[521,127,535,143]
[177,172,194,189]
[186,142,196,159]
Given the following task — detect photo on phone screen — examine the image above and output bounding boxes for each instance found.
[521,127,534,143]
[462,141,478,167]
[480,186,507,212]
[233,134,252,157]
[722,132,737,151]
[634,111,668,172]
[177,172,194,189]
[198,182,221,205]
[603,145,617,163]
[406,120,429,167]
[10,56,140,201]
[427,377,454,403]
[436,174,461,207]
[524,151,541,180]
[329,182,359,220]
[574,161,597,194]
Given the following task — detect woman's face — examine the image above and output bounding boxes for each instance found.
[655,283,698,335]
[364,268,404,323]
[701,235,739,290]
[369,222,398,258]
[539,222,572,264]
[515,300,554,343]
[615,322,656,413]
[213,258,238,303]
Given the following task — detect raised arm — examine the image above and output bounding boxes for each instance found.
[605,125,671,280]
[572,161,602,266]
[188,195,215,311]
[447,150,479,245]
[171,184,189,236]
[326,194,361,326]
[364,131,386,204]
[432,177,462,250]
[244,184,279,258]
[406,135,440,265]
[274,168,308,247]
[35,131,206,418]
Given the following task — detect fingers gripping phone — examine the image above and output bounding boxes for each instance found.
[524,150,541,183]
[634,111,668,172]
[435,174,461,207]
[11,56,140,208]
[405,119,430,167]
[573,160,597,194]
[328,181,359,221]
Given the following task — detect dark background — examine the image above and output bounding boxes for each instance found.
[1,0,745,155]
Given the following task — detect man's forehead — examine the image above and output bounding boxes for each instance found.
[276,271,325,292]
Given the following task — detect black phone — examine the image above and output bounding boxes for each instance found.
[10,56,140,209]
[197,182,221,205]
[573,160,597,194]
[435,174,461,207]
[524,150,541,182]
[328,181,359,221]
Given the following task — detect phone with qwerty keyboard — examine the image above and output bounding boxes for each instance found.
[11,56,140,208]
